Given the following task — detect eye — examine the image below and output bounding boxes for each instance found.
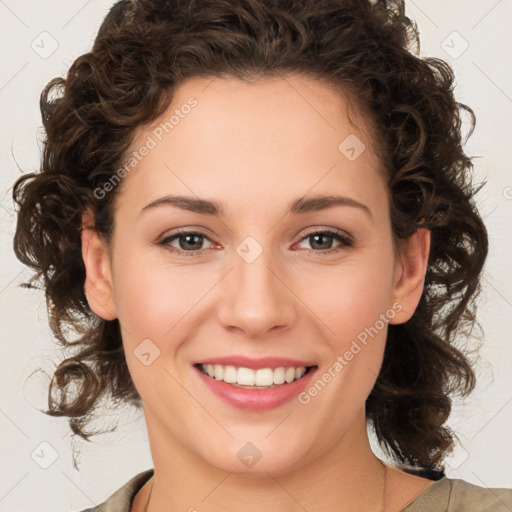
[158,230,214,256]
[157,228,353,257]
[294,229,353,254]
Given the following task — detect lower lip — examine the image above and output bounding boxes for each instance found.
[194,365,318,411]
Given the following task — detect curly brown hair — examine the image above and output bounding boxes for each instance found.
[12,0,488,471]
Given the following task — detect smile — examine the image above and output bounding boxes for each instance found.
[193,363,318,410]
[196,363,314,388]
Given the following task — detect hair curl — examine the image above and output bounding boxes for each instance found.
[12,0,488,471]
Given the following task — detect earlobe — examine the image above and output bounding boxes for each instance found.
[81,209,117,321]
[389,228,431,324]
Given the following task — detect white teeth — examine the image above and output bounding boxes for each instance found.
[199,364,308,386]
[273,367,286,385]
[255,368,274,386]
[223,365,238,383]
[237,367,255,386]
[214,364,224,380]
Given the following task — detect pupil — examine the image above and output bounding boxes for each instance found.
[182,234,202,250]
[311,234,331,250]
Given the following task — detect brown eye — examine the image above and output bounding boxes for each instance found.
[159,230,214,256]
[295,230,353,254]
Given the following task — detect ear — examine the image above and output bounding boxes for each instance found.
[388,228,430,324]
[81,208,117,320]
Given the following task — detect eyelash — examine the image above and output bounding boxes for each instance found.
[157,228,353,257]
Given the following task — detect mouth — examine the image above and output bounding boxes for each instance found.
[191,355,319,410]
[194,363,317,390]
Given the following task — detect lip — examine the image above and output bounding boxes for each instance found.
[192,355,316,370]
[193,364,318,411]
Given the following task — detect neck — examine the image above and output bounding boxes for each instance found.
[143,410,388,512]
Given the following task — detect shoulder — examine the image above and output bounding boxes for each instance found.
[404,477,512,512]
[447,479,512,511]
[75,468,154,512]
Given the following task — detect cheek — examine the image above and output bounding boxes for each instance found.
[110,254,202,401]
[297,252,396,422]
[112,257,195,340]
[308,251,396,343]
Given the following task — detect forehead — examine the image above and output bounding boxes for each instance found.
[167,73,380,156]
[116,74,387,218]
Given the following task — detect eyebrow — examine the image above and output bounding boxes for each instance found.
[140,193,372,219]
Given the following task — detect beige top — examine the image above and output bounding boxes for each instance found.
[78,468,512,511]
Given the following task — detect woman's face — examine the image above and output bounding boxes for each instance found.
[83,74,427,475]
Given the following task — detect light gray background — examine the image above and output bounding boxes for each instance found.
[0,1,511,510]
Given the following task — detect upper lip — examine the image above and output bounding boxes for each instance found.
[193,355,317,370]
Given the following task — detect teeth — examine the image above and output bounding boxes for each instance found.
[200,364,308,387]
[214,364,224,380]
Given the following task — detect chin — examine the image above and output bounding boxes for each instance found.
[195,434,311,477]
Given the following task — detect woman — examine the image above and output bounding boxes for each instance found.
[12,0,512,510]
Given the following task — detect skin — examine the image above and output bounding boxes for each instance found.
[81,74,434,511]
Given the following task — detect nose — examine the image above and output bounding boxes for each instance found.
[217,246,298,339]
